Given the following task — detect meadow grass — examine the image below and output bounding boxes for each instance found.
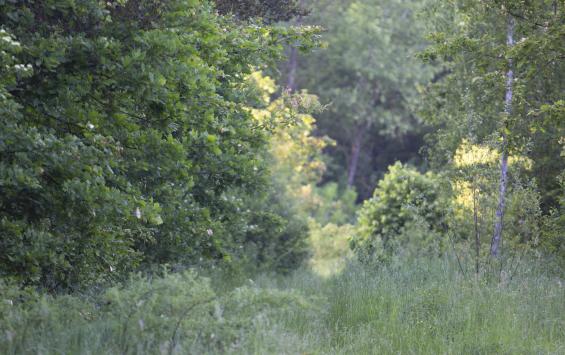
[1,257,564,354]
[250,257,565,354]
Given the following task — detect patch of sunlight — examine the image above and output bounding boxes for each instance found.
[454,139,532,169]
[308,221,354,278]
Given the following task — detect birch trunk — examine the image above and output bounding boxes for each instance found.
[490,15,514,257]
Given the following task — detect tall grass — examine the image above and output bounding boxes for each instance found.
[1,258,564,354]
[264,261,565,354]
[249,257,565,354]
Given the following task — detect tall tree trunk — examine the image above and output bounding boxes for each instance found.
[287,46,298,91]
[490,15,514,258]
[286,0,303,92]
[347,123,365,187]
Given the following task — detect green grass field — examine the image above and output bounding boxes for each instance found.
[2,256,564,354]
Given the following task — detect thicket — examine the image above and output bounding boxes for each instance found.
[347,0,564,271]
[0,0,564,352]
[0,271,320,354]
[0,0,320,291]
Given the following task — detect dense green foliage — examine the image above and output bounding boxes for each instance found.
[352,163,448,263]
[0,0,563,352]
[540,171,565,270]
[0,0,319,290]
[289,0,435,197]
[215,0,306,22]
[421,0,564,211]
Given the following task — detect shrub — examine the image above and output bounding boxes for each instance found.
[0,271,319,354]
[449,141,551,266]
[222,187,311,275]
[217,72,329,275]
[0,0,320,290]
[351,162,448,263]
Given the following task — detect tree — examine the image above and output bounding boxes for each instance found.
[219,72,329,274]
[491,15,515,257]
[287,0,435,197]
[0,0,319,290]
[421,0,564,258]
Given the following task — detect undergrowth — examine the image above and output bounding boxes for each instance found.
[1,258,564,354]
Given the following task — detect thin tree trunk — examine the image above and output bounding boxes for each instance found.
[286,0,303,92]
[347,123,365,187]
[490,15,514,258]
[287,46,298,92]
[472,180,481,274]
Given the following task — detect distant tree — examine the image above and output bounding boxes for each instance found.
[215,0,307,22]
[287,0,435,198]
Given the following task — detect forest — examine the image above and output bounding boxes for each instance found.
[0,0,564,353]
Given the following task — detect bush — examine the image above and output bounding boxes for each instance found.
[0,271,319,354]
[0,0,320,290]
[351,162,448,263]
[217,73,329,275]
[221,187,311,275]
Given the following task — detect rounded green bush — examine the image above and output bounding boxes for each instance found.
[351,162,448,263]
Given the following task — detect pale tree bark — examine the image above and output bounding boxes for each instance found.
[490,15,514,258]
